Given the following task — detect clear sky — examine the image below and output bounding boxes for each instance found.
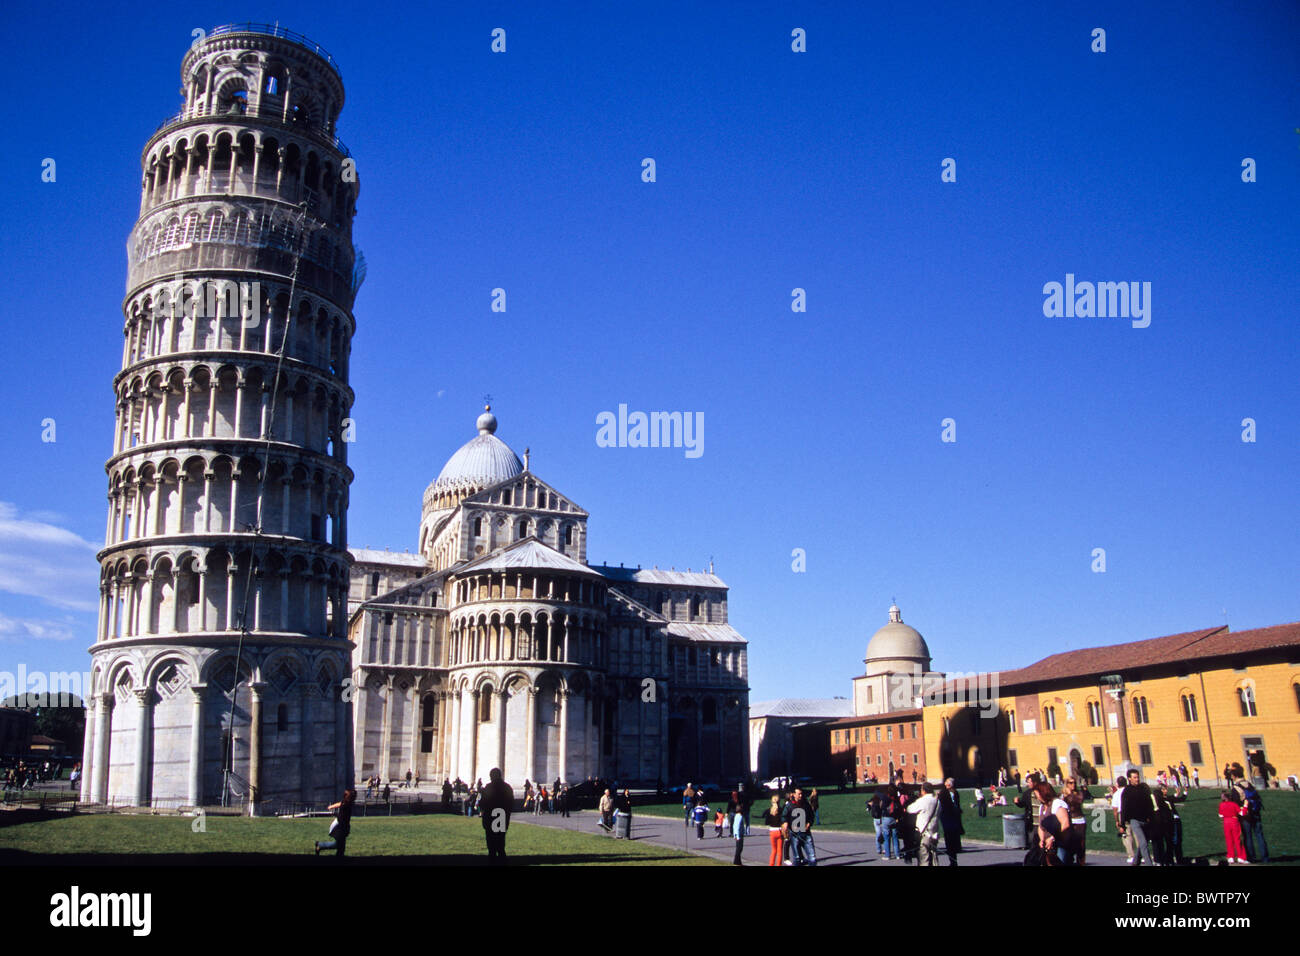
[0,1,1296,703]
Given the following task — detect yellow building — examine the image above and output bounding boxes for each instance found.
[924,622,1300,788]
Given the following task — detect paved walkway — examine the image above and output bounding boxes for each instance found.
[510,809,1130,866]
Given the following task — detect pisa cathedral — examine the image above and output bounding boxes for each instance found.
[80,24,747,810]
[348,406,750,788]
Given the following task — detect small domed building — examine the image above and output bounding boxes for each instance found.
[852,604,942,716]
[347,407,749,788]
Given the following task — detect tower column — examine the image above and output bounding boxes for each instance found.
[132,687,152,807]
[248,681,266,813]
[495,687,508,777]
[189,683,206,806]
[524,686,537,785]
[92,691,113,803]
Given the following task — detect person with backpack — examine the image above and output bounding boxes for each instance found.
[905,782,943,866]
[1233,775,1270,863]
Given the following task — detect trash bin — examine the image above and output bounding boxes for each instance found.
[616,812,631,839]
[1002,813,1028,849]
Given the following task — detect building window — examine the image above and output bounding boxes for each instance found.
[1008,710,1016,733]
[886,725,893,741]
[691,595,702,618]
[910,722,917,739]
[1188,741,1203,764]
[875,727,881,742]
[1043,706,1056,731]
[1132,696,1150,724]
[1087,701,1102,727]
[1047,747,1058,768]
[900,753,907,765]
[276,703,288,733]
[1181,694,1198,722]
[479,689,492,722]
[473,516,482,535]
[854,728,860,743]
[1138,744,1152,765]
[1008,749,1018,766]
[1294,682,1300,712]
[912,752,919,765]
[1238,686,1257,717]
[370,571,380,596]
[876,754,882,765]
[1092,745,1105,767]
[866,686,873,703]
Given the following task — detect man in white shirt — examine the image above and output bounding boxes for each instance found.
[1111,778,1134,863]
[906,782,943,866]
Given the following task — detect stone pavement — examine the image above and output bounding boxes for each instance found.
[510,808,1130,866]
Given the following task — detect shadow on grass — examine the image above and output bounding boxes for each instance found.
[0,848,695,866]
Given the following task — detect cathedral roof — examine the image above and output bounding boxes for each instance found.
[593,565,727,588]
[456,537,605,579]
[431,405,524,493]
[665,621,747,644]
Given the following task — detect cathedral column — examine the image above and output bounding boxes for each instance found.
[248,681,266,814]
[467,690,480,784]
[92,691,112,803]
[449,688,462,781]
[495,687,508,777]
[352,673,369,782]
[558,690,569,784]
[189,683,206,806]
[524,686,537,786]
[132,687,152,807]
[378,675,394,781]
[408,684,421,781]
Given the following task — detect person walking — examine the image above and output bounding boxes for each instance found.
[692,800,709,840]
[1218,790,1248,864]
[405,769,412,789]
[763,794,784,866]
[441,779,453,810]
[1192,767,1200,789]
[868,789,885,855]
[599,788,615,830]
[1120,769,1156,866]
[974,786,987,817]
[479,767,514,863]
[938,778,964,866]
[879,786,901,860]
[682,783,695,827]
[905,782,942,866]
[731,804,748,864]
[559,785,570,818]
[314,788,356,858]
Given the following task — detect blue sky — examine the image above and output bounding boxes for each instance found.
[0,1,1296,702]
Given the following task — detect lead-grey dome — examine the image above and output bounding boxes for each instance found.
[432,405,524,493]
[865,603,932,674]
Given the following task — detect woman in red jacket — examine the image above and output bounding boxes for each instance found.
[1218,790,1249,864]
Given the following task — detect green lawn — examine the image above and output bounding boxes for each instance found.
[0,812,719,866]
[643,787,1299,862]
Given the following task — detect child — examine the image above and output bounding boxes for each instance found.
[714,808,727,837]
[692,802,709,839]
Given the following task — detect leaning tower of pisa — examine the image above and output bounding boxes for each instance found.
[83,24,362,811]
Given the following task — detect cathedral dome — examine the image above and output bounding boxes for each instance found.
[431,406,524,493]
[864,603,932,674]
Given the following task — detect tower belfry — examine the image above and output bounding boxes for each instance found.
[83,24,361,811]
